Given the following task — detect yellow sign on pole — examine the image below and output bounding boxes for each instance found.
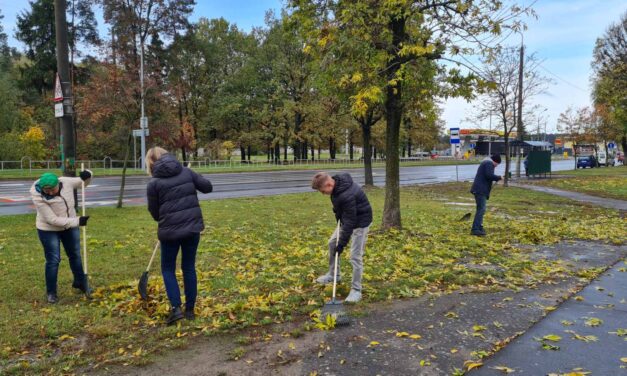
[563,151,568,159]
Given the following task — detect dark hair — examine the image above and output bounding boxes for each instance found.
[490,154,502,164]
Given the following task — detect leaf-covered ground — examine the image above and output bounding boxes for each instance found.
[526,171,627,200]
[0,183,625,375]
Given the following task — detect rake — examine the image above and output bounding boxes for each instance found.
[138,241,160,300]
[321,220,350,327]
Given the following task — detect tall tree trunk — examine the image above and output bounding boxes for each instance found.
[408,139,412,157]
[374,147,377,159]
[504,131,510,187]
[117,131,133,208]
[382,17,405,229]
[293,112,302,161]
[311,144,315,160]
[349,132,354,160]
[267,144,271,162]
[177,94,187,163]
[362,120,374,186]
[240,146,246,162]
[283,137,288,161]
[247,146,251,162]
[318,147,321,160]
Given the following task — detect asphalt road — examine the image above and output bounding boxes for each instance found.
[0,160,574,216]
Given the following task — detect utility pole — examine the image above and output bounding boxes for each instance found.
[54,0,75,177]
[139,41,147,170]
[515,40,524,178]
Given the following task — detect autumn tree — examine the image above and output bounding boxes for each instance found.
[592,11,626,153]
[470,47,549,186]
[291,0,532,228]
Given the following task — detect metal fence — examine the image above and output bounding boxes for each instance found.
[0,156,461,172]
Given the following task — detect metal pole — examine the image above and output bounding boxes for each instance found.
[488,112,492,156]
[140,41,147,170]
[516,36,524,178]
[134,135,137,169]
[54,0,76,177]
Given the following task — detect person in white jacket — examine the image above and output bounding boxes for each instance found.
[30,171,92,303]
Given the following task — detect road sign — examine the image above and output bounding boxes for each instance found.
[555,138,562,146]
[470,143,476,149]
[450,128,460,144]
[608,142,615,149]
[54,73,63,102]
[54,103,64,118]
[133,129,150,137]
[140,116,148,129]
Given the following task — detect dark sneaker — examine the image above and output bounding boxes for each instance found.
[184,308,196,321]
[72,281,93,295]
[47,293,58,304]
[166,306,184,325]
[470,230,486,236]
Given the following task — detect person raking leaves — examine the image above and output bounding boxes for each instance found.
[470,153,502,236]
[311,172,372,303]
[145,147,213,325]
[30,170,93,304]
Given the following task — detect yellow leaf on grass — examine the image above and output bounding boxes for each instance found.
[57,334,74,341]
[368,341,380,347]
[473,325,487,332]
[621,357,627,363]
[409,334,421,340]
[450,348,458,353]
[396,331,409,337]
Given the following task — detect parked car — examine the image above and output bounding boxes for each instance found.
[597,151,614,167]
[576,155,597,168]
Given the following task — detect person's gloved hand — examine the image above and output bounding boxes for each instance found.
[79,170,92,181]
[79,216,90,226]
[334,244,344,255]
[496,175,502,181]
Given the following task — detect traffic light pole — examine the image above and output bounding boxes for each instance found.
[54,0,76,177]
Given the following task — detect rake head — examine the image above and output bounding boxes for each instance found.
[322,300,350,327]
[138,271,149,301]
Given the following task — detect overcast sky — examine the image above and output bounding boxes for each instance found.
[1,0,624,135]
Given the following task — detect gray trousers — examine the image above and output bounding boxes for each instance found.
[328,226,370,291]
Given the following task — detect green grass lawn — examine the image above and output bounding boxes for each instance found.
[531,167,627,200]
[0,159,480,180]
[1,183,625,375]
[553,165,627,176]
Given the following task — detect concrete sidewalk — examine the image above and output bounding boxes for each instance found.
[471,258,627,375]
[511,182,627,211]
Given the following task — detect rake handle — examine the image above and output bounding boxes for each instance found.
[332,220,340,302]
[146,241,160,272]
[81,163,87,275]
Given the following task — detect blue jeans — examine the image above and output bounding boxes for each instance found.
[160,233,200,310]
[38,228,85,294]
[472,194,487,233]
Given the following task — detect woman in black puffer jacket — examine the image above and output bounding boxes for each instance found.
[146,147,213,325]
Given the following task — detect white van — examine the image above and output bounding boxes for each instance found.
[597,151,614,167]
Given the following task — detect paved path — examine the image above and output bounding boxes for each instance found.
[0,160,574,215]
[472,259,627,375]
[512,183,627,211]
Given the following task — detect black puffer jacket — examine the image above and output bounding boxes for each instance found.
[331,173,373,249]
[147,154,213,242]
[470,158,501,199]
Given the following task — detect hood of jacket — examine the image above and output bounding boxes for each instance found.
[152,154,183,178]
[332,173,353,196]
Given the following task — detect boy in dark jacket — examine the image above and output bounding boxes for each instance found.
[470,154,502,236]
[311,172,373,303]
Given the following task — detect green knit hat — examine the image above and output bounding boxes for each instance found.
[39,173,59,188]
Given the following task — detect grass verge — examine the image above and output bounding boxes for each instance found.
[0,183,624,374]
